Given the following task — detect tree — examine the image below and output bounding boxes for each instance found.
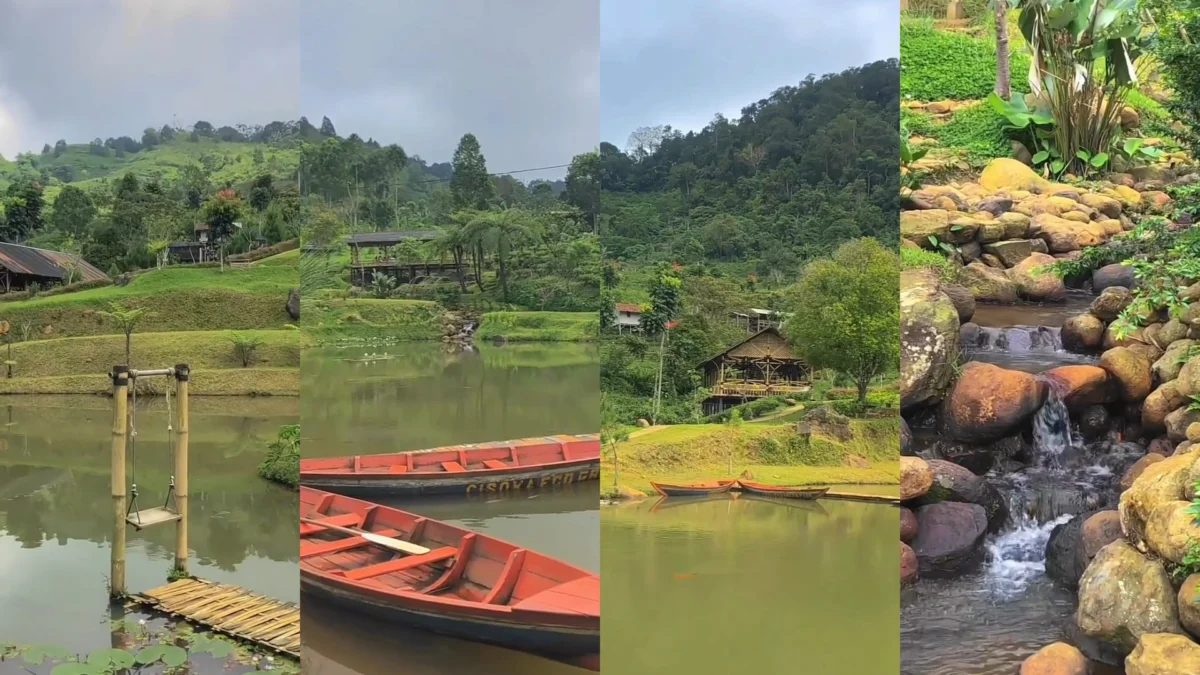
[626,125,667,160]
[1,179,45,242]
[249,174,275,211]
[98,302,154,367]
[641,264,683,424]
[994,0,1011,99]
[193,121,214,137]
[229,332,265,367]
[49,185,97,236]
[449,133,494,210]
[320,116,337,137]
[41,144,51,156]
[303,207,344,249]
[461,208,540,301]
[141,127,159,149]
[53,140,67,157]
[784,238,898,404]
[202,189,244,266]
[564,151,600,232]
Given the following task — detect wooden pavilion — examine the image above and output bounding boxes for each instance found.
[346,231,471,287]
[698,326,812,415]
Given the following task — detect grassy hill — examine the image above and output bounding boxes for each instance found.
[0,264,296,340]
[601,418,901,497]
[0,138,300,201]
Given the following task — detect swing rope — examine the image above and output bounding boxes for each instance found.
[163,382,176,512]
[124,373,178,526]
[126,379,140,523]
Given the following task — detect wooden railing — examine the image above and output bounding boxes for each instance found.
[709,382,810,397]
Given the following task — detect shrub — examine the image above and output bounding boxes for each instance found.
[258,424,299,488]
[830,399,868,418]
[935,103,1012,166]
[900,19,1031,101]
[900,247,962,284]
[229,331,265,367]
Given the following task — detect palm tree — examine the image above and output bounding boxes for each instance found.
[462,209,540,303]
[435,214,472,293]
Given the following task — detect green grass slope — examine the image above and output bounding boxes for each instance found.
[0,265,297,340]
[476,311,598,342]
[0,138,299,196]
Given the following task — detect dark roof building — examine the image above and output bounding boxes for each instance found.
[0,242,108,291]
[346,230,441,246]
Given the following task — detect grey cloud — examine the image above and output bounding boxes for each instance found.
[0,0,298,158]
[299,0,599,181]
[601,0,898,148]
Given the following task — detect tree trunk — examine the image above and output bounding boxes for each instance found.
[498,251,509,302]
[473,242,485,292]
[857,376,869,405]
[995,0,1011,99]
[454,246,467,293]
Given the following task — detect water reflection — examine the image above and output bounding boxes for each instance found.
[0,396,299,649]
[601,495,899,674]
[302,343,599,457]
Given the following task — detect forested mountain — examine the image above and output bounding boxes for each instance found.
[299,126,601,314]
[600,60,901,425]
[601,59,900,271]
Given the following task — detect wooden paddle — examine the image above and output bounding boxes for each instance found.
[301,517,430,555]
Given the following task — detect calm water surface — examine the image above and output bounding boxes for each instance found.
[301,343,599,674]
[601,493,899,674]
[0,395,299,649]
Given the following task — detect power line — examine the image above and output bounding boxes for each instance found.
[407,163,572,185]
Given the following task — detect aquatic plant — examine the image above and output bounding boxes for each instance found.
[258,424,300,488]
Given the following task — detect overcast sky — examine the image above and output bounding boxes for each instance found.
[0,0,298,160]
[601,0,898,150]
[299,1,600,182]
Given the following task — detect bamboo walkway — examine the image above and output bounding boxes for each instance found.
[129,578,300,656]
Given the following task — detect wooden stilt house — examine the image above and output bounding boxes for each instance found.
[699,326,812,415]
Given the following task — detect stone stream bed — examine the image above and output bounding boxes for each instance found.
[900,158,1200,673]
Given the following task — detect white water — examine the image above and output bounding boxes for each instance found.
[1031,380,1074,469]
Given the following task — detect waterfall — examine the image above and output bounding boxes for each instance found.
[1031,378,1073,468]
[966,326,1064,353]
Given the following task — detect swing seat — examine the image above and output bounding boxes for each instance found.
[126,506,181,530]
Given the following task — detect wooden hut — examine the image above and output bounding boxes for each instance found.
[346,231,471,286]
[699,326,812,415]
[0,242,108,292]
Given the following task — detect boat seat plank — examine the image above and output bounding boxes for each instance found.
[422,533,476,594]
[389,465,408,474]
[483,549,526,605]
[300,529,402,559]
[513,577,599,615]
[300,512,363,536]
[441,461,466,473]
[483,460,510,470]
[342,546,458,581]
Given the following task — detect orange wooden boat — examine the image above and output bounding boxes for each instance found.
[300,487,599,657]
[300,434,600,497]
[736,480,829,499]
[649,479,737,497]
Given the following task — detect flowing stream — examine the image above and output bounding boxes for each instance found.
[901,302,1138,674]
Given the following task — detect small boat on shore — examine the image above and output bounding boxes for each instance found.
[649,480,737,497]
[736,481,829,499]
[300,434,600,497]
[300,487,600,658]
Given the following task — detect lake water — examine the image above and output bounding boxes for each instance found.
[300,342,600,674]
[0,395,299,650]
[600,491,900,673]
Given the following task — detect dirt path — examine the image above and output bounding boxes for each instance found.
[750,403,806,423]
[627,425,668,439]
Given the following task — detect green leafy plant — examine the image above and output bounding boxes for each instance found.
[1016,0,1149,176]
[228,332,265,367]
[369,271,398,299]
[900,123,929,195]
[926,235,959,257]
[1117,136,1166,166]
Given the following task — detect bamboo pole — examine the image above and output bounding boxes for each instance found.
[174,364,190,573]
[110,365,129,598]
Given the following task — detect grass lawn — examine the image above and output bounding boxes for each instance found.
[0,265,297,339]
[300,298,445,342]
[476,311,598,342]
[601,419,901,497]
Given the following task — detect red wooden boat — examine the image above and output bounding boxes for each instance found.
[299,487,599,657]
[300,434,600,497]
[736,480,829,500]
[649,479,737,497]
